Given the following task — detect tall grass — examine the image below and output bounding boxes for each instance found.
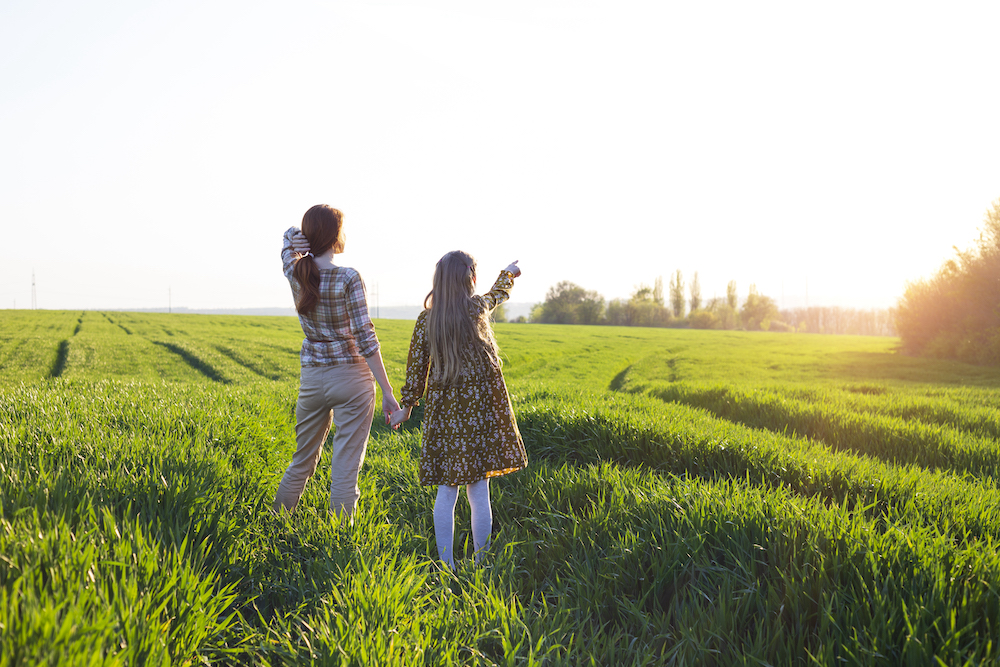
[3,311,1000,663]
[625,381,1000,481]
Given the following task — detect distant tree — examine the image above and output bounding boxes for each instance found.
[781,306,896,336]
[576,292,606,324]
[706,295,737,330]
[689,271,702,312]
[632,284,655,302]
[534,281,605,325]
[653,276,665,307]
[529,303,546,323]
[491,303,508,323]
[726,280,738,310]
[896,199,1000,363]
[538,281,584,324]
[627,284,671,327]
[741,284,778,331]
[605,298,629,326]
[669,270,685,318]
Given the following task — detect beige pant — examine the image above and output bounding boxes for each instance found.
[273,363,376,517]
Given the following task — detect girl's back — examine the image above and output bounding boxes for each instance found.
[391,251,527,568]
[397,253,527,487]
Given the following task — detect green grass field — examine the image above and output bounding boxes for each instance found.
[3,309,1000,665]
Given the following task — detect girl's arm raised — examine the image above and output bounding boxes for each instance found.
[479,261,521,312]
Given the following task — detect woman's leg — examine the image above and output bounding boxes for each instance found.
[273,367,333,512]
[466,479,492,563]
[325,364,377,518]
[434,484,460,568]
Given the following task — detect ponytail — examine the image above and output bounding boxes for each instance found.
[294,204,345,315]
[293,254,321,315]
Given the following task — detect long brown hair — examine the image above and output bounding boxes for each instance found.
[293,205,346,314]
[424,250,500,383]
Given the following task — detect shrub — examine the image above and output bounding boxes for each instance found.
[688,309,718,329]
[896,199,1000,364]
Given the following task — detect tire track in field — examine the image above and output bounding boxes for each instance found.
[49,340,70,378]
[152,341,231,384]
[49,312,85,378]
[628,382,1000,485]
[102,312,132,335]
[609,364,632,391]
[213,345,284,381]
[514,400,1000,549]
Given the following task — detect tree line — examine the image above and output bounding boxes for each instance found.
[520,271,896,336]
[896,199,1000,364]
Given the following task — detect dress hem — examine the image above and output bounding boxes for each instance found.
[419,464,525,487]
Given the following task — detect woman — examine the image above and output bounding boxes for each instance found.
[274,204,399,518]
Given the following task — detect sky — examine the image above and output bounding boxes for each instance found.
[2,0,999,314]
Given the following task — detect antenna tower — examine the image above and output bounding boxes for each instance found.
[31,270,37,309]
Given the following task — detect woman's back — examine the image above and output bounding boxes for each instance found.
[281,226,379,367]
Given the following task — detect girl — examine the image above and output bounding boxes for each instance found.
[274,204,399,518]
[390,251,528,568]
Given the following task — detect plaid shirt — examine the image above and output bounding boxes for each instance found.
[282,227,380,367]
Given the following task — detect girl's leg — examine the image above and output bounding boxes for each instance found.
[434,485,460,568]
[466,479,492,563]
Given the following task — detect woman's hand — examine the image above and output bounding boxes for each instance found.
[291,230,311,255]
[389,406,412,429]
[382,394,401,427]
[504,260,521,278]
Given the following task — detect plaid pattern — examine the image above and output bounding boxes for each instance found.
[282,227,380,367]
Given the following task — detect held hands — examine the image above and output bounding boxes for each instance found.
[504,260,521,278]
[382,394,401,429]
[388,406,412,430]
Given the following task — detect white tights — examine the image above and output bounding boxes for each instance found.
[434,479,491,568]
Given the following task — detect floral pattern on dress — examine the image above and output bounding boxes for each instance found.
[400,272,528,486]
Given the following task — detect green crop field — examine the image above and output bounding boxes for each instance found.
[4,310,1000,665]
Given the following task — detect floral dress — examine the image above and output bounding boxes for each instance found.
[400,271,528,486]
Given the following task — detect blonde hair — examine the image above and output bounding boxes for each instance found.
[424,250,500,384]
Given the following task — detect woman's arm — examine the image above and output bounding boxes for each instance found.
[281,227,312,280]
[345,273,381,359]
[281,228,298,280]
[366,348,400,423]
[343,272,400,420]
